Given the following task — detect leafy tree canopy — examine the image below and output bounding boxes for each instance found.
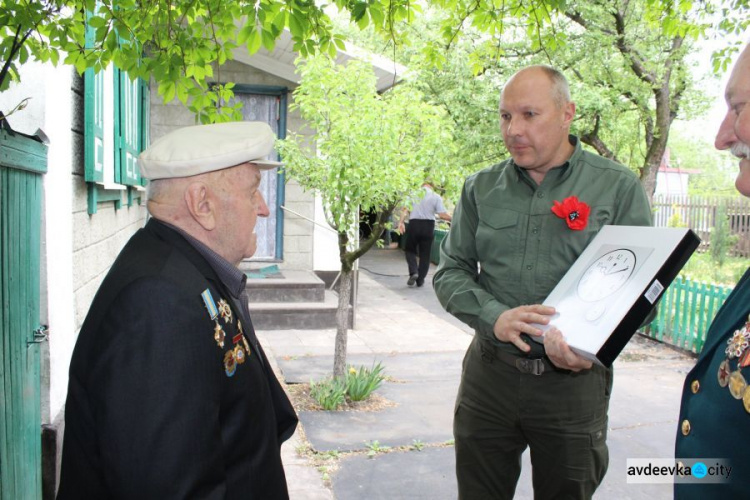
[333,1,741,197]
[276,55,458,377]
[0,0,418,121]
[3,0,745,124]
[277,55,458,251]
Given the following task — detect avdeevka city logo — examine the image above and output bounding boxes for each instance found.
[691,462,707,478]
[626,458,732,484]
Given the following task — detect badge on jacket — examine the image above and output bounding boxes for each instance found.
[718,314,750,413]
[202,288,252,377]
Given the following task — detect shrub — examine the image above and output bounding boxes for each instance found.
[309,377,347,410]
[345,362,386,401]
[710,203,739,268]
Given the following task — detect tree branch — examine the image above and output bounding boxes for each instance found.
[580,115,620,163]
[612,8,655,85]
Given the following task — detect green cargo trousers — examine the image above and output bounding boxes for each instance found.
[454,336,612,500]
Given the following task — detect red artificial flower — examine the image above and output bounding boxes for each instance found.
[551,196,590,231]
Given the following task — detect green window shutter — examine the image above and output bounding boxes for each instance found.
[83,14,104,183]
[139,78,150,186]
[113,68,122,184]
[117,70,143,186]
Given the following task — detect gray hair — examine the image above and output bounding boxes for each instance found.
[145,178,167,202]
[508,65,571,108]
[535,65,571,107]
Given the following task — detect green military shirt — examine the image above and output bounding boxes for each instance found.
[434,136,652,356]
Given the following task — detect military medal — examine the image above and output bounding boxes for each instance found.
[224,350,237,377]
[234,344,246,364]
[718,359,731,387]
[201,289,219,320]
[740,349,750,369]
[218,299,233,324]
[716,315,750,409]
[728,370,747,399]
[726,326,750,359]
[213,322,225,348]
[237,320,252,355]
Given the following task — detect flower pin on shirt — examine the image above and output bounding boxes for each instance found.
[551,196,591,231]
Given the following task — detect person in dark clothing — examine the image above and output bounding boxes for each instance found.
[57,122,298,499]
[674,42,750,499]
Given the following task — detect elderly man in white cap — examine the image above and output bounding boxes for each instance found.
[57,122,298,499]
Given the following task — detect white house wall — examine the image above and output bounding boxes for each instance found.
[149,60,316,270]
[70,73,148,423]
[0,62,148,424]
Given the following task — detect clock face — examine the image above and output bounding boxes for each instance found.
[577,249,636,302]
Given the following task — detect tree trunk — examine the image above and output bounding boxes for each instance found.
[332,268,352,380]
[640,153,660,205]
[331,207,394,379]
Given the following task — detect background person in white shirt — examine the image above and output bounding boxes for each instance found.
[398,182,452,287]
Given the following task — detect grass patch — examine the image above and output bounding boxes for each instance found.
[679,251,747,286]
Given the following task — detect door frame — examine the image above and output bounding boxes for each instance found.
[232,84,288,260]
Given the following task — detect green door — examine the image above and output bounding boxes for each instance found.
[0,128,47,499]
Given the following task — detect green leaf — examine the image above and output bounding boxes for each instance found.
[356,14,369,30]
[237,24,254,45]
[261,29,275,51]
[158,80,176,103]
[247,29,262,53]
[88,16,106,29]
[289,12,303,37]
[176,82,189,103]
[74,55,88,75]
[273,11,286,32]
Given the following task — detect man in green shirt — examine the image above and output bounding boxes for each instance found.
[434,66,652,499]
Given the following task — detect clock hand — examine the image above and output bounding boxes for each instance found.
[605,266,630,275]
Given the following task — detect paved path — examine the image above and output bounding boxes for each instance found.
[258,248,697,499]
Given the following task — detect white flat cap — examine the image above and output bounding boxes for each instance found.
[138,121,282,180]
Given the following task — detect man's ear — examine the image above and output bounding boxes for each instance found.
[562,101,576,127]
[184,182,216,231]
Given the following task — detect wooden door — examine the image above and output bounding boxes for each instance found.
[0,128,47,499]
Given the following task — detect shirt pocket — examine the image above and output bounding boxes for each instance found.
[475,205,521,283]
[541,206,613,290]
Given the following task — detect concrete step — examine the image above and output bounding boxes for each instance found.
[248,290,352,330]
[244,269,325,303]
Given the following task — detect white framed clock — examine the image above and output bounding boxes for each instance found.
[531,226,700,367]
[577,248,637,302]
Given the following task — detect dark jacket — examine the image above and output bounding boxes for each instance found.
[675,267,750,498]
[57,220,297,499]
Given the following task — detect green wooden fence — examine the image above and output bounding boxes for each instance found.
[645,276,734,354]
[430,228,448,264]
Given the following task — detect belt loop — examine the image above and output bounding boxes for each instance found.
[480,345,494,364]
